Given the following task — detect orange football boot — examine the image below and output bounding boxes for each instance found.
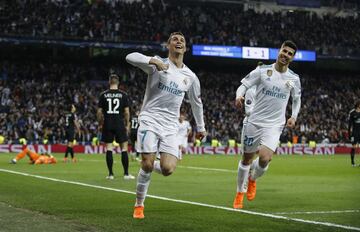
[247,178,257,201]
[233,192,245,209]
[133,206,144,219]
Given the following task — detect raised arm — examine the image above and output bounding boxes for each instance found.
[126,52,169,74]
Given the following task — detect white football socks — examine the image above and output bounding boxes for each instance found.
[237,161,250,193]
[153,160,162,174]
[250,157,269,181]
[135,168,151,207]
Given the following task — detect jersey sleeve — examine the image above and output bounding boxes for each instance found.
[290,77,302,120]
[187,75,205,132]
[244,87,256,116]
[126,52,156,75]
[241,66,261,88]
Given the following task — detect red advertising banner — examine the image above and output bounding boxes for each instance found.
[0,144,358,155]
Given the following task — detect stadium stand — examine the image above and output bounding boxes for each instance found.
[0,0,359,56]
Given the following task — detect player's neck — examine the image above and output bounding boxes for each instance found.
[109,85,118,90]
[274,62,288,73]
[169,53,184,68]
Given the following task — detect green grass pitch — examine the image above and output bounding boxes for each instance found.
[0,153,359,232]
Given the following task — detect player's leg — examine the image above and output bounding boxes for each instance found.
[350,144,356,166]
[350,134,359,166]
[247,126,281,201]
[121,141,135,180]
[105,143,114,179]
[233,122,259,208]
[133,129,158,219]
[11,148,29,163]
[157,133,180,176]
[115,127,134,179]
[27,150,40,162]
[68,141,76,162]
[64,130,75,162]
[102,129,115,179]
[158,153,178,176]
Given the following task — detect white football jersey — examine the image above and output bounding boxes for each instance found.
[241,63,301,127]
[177,120,191,138]
[126,52,205,135]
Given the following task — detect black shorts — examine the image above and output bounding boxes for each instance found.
[102,127,128,144]
[352,132,360,145]
[130,130,137,145]
[66,130,75,141]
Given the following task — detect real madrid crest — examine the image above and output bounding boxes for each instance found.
[183,78,188,86]
[267,70,273,77]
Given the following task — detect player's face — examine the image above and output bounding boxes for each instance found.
[277,46,295,66]
[167,34,186,55]
[71,105,76,113]
[179,114,185,122]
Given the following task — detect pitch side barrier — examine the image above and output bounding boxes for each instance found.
[0,144,358,155]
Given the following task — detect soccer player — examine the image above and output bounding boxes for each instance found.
[177,112,192,158]
[64,104,80,162]
[348,100,360,167]
[97,74,135,180]
[130,110,140,161]
[11,147,57,165]
[236,62,263,200]
[233,40,301,209]
[126,32,206,219]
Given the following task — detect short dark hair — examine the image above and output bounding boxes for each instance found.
[282,40,297,54]
[355,100,360,108]
[167,32,185,44]
[109,74,119,85]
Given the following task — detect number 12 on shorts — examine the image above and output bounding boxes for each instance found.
[244,135,254,146]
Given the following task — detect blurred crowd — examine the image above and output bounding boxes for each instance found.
[0,0,359,56]
[1,61,359,145]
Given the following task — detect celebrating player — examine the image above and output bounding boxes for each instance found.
[126,32,206,219]
[233,40,301,209]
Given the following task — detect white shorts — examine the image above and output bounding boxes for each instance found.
[243,122,283,153]
[136,126,180,159]
[178,136,188,148]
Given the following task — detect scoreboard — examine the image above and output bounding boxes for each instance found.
[192,45,316,62]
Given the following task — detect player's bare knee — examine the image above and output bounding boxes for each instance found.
[259,157,270,168]
[141,160,153,173]
[242,152,255,165]
[161,164,176,176]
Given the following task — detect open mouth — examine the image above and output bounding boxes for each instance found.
[175,44,183,49]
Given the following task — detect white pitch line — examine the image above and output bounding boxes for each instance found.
[273,210,360,215]
[177,165,236,173]
[81,159,236,173]
[1,168,359,231]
